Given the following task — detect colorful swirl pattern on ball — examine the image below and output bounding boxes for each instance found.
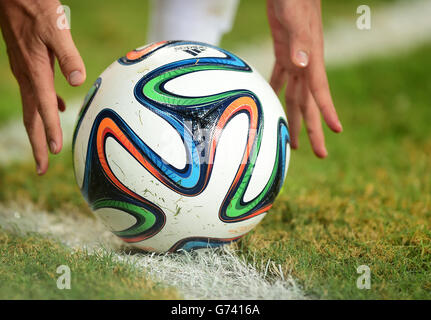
[132,41,290,224]
[74,41,290,250]
[76,108,167,243]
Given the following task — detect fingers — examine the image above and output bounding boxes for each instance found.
[44,28,86,87]
[49,50,66,113]
[270,63,288,94]
[19,81,49,175]
[284,73,328,158]
[298,81,327,158]
[267,0,342,159]
[285,74,302,150]
[286,24,311,69]
[1,1,83,176]
[272,0,342,133]
[272,0,313,69]
[304,2,342,133]
[25,109,50,175]
[306,54,342,133]
[57,95,66,112]
[28,47,63,156]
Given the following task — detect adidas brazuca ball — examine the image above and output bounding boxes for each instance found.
[73,41,290,252]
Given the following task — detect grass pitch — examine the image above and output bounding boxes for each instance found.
[0,231,179,299]
[0,0,429,300]
[1,43,430,300]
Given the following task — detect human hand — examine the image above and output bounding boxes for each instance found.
[267,0,342,158]
[0,0,86,174]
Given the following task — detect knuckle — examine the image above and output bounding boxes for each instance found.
[22,114,34,129]
[26,56,50,79]
[280,61,298,74]
[306,125,316,137]
[278,14,290,26]
[26,63,40,78]
[292,30,312,45]
[298,102,308,112]
[11,65,26,82]
[277,5,294,24]
[38,111,60,135]
[310,87,328,103]
[58,52,77,68]
[36,16,60,40]
[284,96,296,107]
[7,52,31,82]
[56,42,81,71]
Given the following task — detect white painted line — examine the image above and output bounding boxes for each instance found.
[0,204,307,300]
[1,0,429,299]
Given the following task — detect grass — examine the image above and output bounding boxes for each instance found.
[0,230,179,299]
[0,0,429,300]
[0,147,90,215]
[236,44,431,299]
[1,43,430,299]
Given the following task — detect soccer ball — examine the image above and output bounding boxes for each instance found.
[72,41,290,253]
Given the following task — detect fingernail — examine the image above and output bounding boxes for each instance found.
[36,165,42,175]
[68,71,84,86]
[295,50,309,67]
[49,140,57,154]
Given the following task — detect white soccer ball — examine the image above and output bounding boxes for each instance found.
[73,41,290,252]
